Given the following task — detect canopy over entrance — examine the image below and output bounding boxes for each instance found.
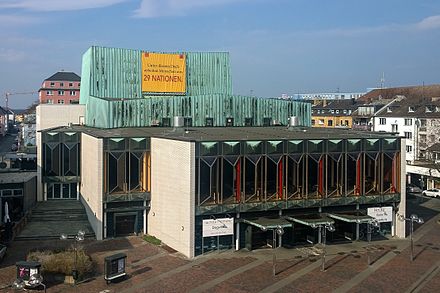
[242,217,292,230]
[328,212,374,223]
[285,214,334,228]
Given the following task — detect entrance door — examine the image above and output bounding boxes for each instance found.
[114,214,137,237]
[47,183,78,199]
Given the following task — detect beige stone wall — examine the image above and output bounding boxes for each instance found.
[80,133,104,240]
[149,137,195,258]
[36,104,85,201]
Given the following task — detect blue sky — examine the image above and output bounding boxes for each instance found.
[1,0,440,108]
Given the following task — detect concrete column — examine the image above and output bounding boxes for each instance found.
[235,221,240,250]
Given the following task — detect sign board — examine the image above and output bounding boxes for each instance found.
[202,218,234,237]
[367,206,393,223]
[141,52,186,94]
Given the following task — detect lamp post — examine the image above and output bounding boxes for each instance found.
[398,214,424,261]
[366,219,380,265]
[312,222,335,271]
[60,230,85,283]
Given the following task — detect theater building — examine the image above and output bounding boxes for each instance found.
[37,46,406,258]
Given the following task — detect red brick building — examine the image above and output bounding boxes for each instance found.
[39,71,81,104]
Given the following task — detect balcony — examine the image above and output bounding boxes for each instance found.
[352,124,372,131]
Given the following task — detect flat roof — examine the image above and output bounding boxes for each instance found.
[242,217,292,229]
[285,214,335,227]
[0,172,36,184]
[45,125,399,142]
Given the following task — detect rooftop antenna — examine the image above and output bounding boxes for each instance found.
[380,72,385,89]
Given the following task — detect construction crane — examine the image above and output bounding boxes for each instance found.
[4,91,37,111]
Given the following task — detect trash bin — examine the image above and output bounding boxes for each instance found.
[16,261,41,286]
[104,253,127,283]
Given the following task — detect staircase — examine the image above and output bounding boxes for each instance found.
[15,200,95,241]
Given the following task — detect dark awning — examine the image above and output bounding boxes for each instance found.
[328,212,373,223]
[242,217,293,230]
[285,214,334,227]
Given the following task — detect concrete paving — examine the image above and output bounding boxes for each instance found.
[0,196,438,292]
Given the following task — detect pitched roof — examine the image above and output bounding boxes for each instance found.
[44,71,81,82]
[359,84,440,103]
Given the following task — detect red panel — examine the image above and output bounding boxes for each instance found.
[235,159,241,202]
[356,158,361,195]
[278,160,283,199]
[391,156,396,192]
[318,158,323,195]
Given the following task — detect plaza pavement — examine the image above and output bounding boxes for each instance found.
[0,196,439,292]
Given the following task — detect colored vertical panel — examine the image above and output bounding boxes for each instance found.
[318,158,323,195]
[141,52,186,94]
[278,160,283,199]
[356,158,361,195]
[236,159,241,202]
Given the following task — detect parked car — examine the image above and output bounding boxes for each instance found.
[422,188,440,198]
[406,184,422,193]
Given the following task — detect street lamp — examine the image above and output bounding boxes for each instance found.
[398,214,424,261]
[60,230,85,283]
[260,225,284,276]
[366,219,380,265]
[311,222,335,271]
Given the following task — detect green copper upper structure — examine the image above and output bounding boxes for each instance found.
[80,46,311,128]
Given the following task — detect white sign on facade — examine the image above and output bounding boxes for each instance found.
[367,206,393,223]
[202,218,234,237]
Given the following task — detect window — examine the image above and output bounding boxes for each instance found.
[335,110,340,114]
[50,82,55,87]
[57,99,65,104]
[343,109,347,114]
[60,82,64,87]
[46,99,53,104]
[408,106,414,112]
[328,120,333,126]
[311,119,315,125]
[69,82,73,87]
[70,91,76,96]
[379,118,386,125]
[387,107,392,113]
[404,132,412,139]
[58,90,64,95]
[46,90,53,96]
[78,83,81,87]
[318,119,324,125]
[406,145,412,152]
[420,119,427,127]
[404,119,412,126]
[345,120,349,125]
[391,124,398,132]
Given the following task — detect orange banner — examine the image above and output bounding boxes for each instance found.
[141,52,186,94]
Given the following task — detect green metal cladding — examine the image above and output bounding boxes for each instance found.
[80,46,311,128]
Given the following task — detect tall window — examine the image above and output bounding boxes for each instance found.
[404,132,412,139]
[46,90,53,96]
[379,118,386,125]
[328,120,333,126]
[404,119,412,126]
[57,99,65,104]
[406,145,412,152]
[58,90,64,96]
[70,91,76,96]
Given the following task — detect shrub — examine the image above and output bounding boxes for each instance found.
[142,234,161,245]
[27,246,93,279]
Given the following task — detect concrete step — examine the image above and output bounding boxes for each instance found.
[15,200,96,241]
